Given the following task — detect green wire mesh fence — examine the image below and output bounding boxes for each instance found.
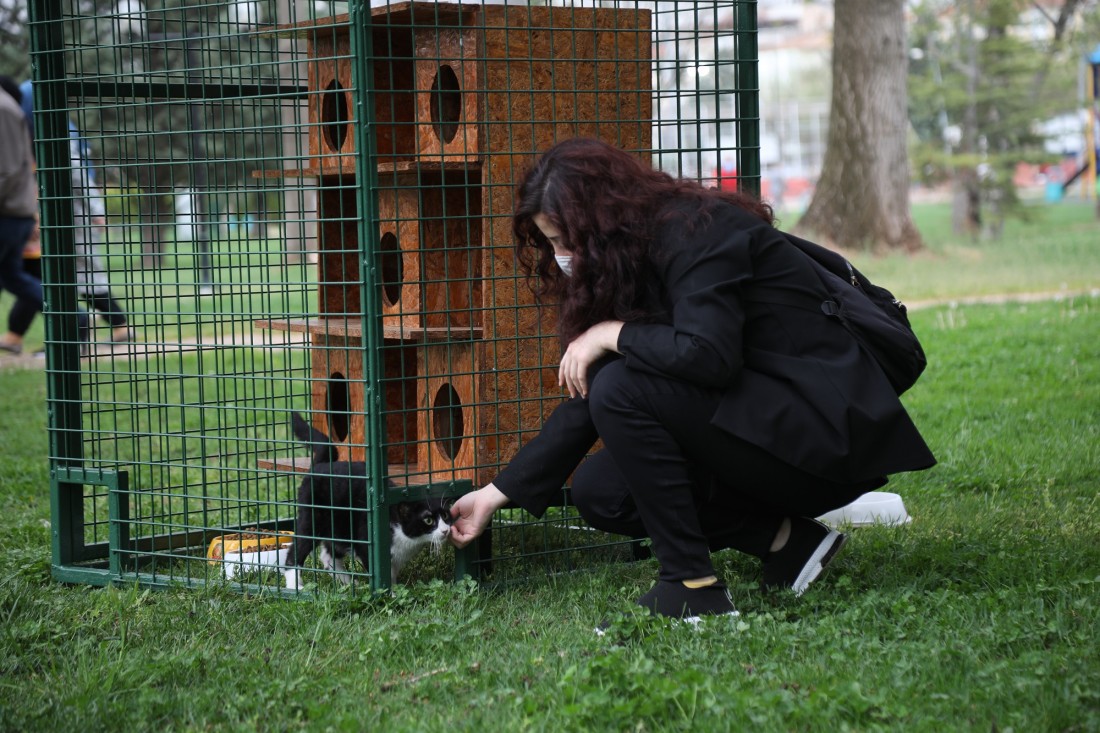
[29,0,760,595]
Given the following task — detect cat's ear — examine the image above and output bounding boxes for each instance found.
[431,496,454,513]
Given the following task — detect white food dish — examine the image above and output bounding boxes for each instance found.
[223,546,291,579]
[817,491,911,527]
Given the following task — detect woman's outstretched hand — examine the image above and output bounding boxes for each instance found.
[558,320,623,399]
[449,484,510,548]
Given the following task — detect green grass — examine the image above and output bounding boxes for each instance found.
[848,200,1100,303]
[2,204,1099,730]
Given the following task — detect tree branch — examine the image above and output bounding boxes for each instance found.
[1029,2,1055,26]
[1030,0,1086,98]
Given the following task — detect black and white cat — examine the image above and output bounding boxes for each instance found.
[283,413,452,589]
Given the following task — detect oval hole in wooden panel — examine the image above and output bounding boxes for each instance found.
[322,80,350,152]
[327,372,350,443]
[429,65,461,144]
[379,231,402,307]
[431,383,464,460]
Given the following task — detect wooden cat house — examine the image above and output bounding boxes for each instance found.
[257,2,652,499]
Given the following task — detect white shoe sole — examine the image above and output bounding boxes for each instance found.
[791,530,847,596]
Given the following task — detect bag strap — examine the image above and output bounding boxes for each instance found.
[743,232,849,316]
[745,287,842,318]
[783,231,861,288]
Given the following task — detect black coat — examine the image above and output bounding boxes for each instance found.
[496,200,936,518]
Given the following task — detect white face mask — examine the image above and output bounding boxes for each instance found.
[554,254,574,278]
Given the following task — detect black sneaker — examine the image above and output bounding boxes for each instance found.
[636,579,738,620]
[762,517,847,596]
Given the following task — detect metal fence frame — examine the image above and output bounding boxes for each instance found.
[29,0,761,595]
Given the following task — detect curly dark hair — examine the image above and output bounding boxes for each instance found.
[513,137,774,343]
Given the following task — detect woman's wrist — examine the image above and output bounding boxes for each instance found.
[480,482,511,510]
[602,321,624,353]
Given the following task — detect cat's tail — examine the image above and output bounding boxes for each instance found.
[291,412,341,467]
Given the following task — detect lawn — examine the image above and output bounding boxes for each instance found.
[0,201,1098,731]
[851,200,1100,303]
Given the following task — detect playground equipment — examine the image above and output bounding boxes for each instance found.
[1063,43,1100,203]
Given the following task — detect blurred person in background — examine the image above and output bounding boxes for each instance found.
[0,75,42,356]
[17,80,132,348]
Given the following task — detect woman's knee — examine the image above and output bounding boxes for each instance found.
[570,452,643,537]
[587,359,643,424]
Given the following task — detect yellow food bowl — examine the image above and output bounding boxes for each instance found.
[207,530,294,563]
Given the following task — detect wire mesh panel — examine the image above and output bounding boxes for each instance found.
[32,0,760,595]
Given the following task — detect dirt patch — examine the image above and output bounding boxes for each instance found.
[906,288,1099,311]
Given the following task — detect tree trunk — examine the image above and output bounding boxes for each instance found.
[950,0,983,238]
[796,0,922,252]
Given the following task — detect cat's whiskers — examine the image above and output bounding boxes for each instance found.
[430,522,450,554]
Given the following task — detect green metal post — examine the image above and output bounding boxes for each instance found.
[29,0,89,577]
[734,1,762,196]
[348,1,391,592]
[107,470,131,577]
[29,0,84,463]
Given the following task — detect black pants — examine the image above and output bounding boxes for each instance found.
[83,292,128,328]
[6,257,42,335]
[573,359,884,582]
[8,259,113,339]
[1,218,41,335]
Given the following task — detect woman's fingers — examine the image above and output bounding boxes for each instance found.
[558,352,586,399]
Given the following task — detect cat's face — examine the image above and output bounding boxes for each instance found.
[388,499,453,583]
[391,499,452,546]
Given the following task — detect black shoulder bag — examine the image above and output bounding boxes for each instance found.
[750,231,928,395]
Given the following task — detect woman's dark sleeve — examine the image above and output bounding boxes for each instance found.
[616,205,757,388]
[492,396,600,518]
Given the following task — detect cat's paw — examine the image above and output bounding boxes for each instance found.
[283,568,302,590]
